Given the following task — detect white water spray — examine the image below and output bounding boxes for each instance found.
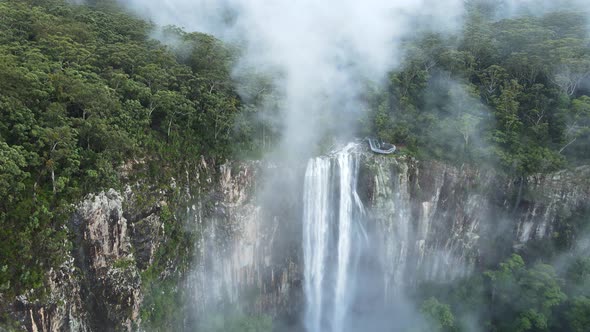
[303,143,366,332]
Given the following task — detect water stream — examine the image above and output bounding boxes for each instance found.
[302,143,366,332]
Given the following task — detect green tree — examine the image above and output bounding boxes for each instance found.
[420,297,456,332]
[491,80,524,170]
[565,296,590,332]
[485,255,567,332]
[0,0,243,305]
[559,96,590,154]
[0,142,29,204]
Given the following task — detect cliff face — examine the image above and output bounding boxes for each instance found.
[183,152,590,329]
[14,159,304,331]
[12,152,590,331]
[187,161,303,326]
[17,190,146,332]
[361,155,590,297]
[516,166,590,243]
[15,257,88,332]
[71,189,142,331]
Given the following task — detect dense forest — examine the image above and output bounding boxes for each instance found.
[0,0,589,331]
[365,3,590,175]
[0,0,244,324]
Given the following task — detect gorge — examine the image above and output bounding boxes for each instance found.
[19,141,590,331]
[2,1,590,331]
[188,141,590,331]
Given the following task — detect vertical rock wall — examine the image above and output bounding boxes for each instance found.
[11,153,589,331]
[71,189,142,331]
[187,161,303,327]
[362,154,590,297]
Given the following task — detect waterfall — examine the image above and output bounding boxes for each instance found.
[303,143,366,332]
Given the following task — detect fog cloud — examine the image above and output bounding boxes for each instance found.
[117,0,465,159]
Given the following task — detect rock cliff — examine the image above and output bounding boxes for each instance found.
[10,150,590,331]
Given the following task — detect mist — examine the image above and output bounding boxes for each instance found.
[116,0,464,160]
[106,0,590,331]
[500,0,590,18]
[4,0,590,331]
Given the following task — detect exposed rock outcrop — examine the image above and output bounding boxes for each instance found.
[71,189,141,331]
[515,166,590,243]
[11,189,141,332]
[188,161,303,326]
[15,257,89,332]
[358,153,590,296]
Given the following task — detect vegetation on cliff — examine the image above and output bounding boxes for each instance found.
[365,4,590,175]
[0,0,241,323]
[0,0,589,331]
[417,254,590,332]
